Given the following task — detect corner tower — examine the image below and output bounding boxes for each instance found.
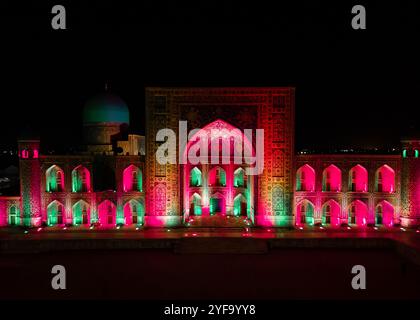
[18,139,42,227]
[400,139,420,227]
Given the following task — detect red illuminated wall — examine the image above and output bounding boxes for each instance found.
[0,199,7,226]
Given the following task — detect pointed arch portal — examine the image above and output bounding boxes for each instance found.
[296,200,315,226]
[73,200,90,225]
[124,200,144,225]
[182,119,255,225]
[47,201,65,226]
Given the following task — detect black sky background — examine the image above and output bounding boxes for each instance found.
[0,0,419,152]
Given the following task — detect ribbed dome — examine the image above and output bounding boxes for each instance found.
[83,93,130,124]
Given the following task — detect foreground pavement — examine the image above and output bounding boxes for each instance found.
[1,226,420,263]
[1,227,420,299]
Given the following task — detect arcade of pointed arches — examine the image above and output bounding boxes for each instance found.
[44,198,145,227]
[295,163,397,227]
[42,163,144,227]
[45,164,143,194]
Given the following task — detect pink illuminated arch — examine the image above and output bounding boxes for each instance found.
[208,166,226,187]
[349,164,368,192]
[376,200,394,227]
[98,200,116,226]
[348,200,368,226]
[72,165,91,192]
[321,199,341,227]
[322,165,341,192]
[375,165,395,193]
[296,164,315,192]
[123,165,142,192]
[182,119,255,164]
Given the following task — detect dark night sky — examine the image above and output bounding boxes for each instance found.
[0,0,419,152]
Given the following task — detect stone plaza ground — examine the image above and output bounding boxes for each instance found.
[1,226,420,299]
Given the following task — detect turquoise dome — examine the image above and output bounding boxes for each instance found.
[83,93,130,124]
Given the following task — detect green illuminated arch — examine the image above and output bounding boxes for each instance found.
[72,200,90,225]
[190,193,202,215]
[47,201,64,226]
[233,193,247,216]
[8,205,20,226]
[298,200,315,226]
[234,168,246,187]
[190,167,202,187]
[210,193,225,214]
[72,165,90,193]
[46,165,64,192]
[125,199,145,225]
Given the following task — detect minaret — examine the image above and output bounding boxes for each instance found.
[18,139,42,227]
[400,139,420,227]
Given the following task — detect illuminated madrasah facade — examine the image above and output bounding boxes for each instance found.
[0,87,419,229]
